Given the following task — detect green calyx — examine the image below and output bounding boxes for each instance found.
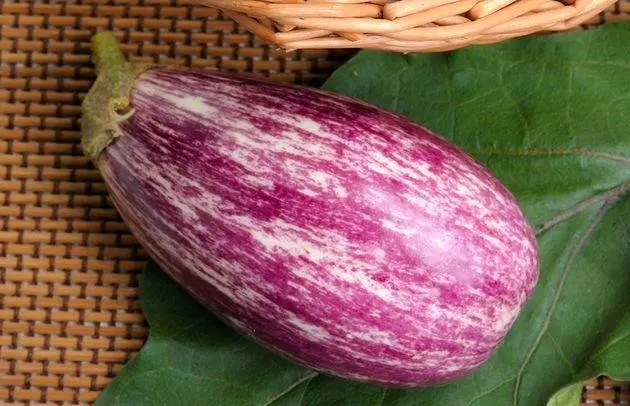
[81,31,150,160]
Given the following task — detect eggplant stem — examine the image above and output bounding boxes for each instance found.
[92,32,129,77]
[80,31,150,161]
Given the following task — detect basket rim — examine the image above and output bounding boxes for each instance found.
[195,0,617,51]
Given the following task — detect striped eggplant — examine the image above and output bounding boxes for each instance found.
[82,32,538,388]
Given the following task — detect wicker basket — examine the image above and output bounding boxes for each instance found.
[196,0,618,51]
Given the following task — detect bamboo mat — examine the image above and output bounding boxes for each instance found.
[0,1,628,405]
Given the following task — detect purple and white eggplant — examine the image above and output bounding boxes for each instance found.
[82,32,538,388]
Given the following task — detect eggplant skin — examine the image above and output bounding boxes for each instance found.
[98,68,538,388]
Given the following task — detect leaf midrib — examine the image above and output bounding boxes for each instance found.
[536,182,630,234]
[512,200,616,406]
[263,372,318,406]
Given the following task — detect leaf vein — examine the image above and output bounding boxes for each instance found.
[565,65,574,152]
[499,59,529,144]
[296,375,313,406]
[261,372,319,406]
[466,377,516,406]
[392,63,411,113]
[548,332,576,375]
[589,330,630,360]
[164,365,256,390]
[512,201,613,406]
[455,88,500,107]
[375,388,389,406]
[536,182,630,235]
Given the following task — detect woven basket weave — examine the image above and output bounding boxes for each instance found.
[197,0,622,51]
[0,0,629,404]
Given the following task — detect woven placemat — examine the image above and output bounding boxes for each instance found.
[0,1,628,405]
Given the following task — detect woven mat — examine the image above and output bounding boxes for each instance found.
[0,1,628,405]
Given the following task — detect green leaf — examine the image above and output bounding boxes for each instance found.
[97,23,630,405]
[547,310,630,405]
[579,311,630,380]
[546,382,582,406]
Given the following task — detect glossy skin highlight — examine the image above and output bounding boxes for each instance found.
[97,68,539,387]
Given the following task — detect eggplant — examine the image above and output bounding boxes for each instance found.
[82,32,538,388]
